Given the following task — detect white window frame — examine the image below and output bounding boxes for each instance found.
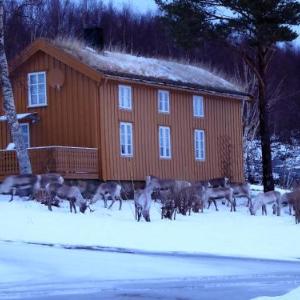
[194,129,205,161]
[118,85,132,110]
[20,123,30,149]
[159,126,171,159]
[28,71,47,107]
[120,122,133,157]
[193,95,204,117]
[158,90,170,113]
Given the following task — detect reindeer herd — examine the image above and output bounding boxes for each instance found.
[0,173,299,224]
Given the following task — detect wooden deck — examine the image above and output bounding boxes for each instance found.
[0,146,99,180]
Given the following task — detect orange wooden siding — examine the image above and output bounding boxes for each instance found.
[99,80,244,182]
[0,48,244,182]
[1,51,99,149]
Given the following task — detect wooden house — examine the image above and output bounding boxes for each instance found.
[0,38,248,182]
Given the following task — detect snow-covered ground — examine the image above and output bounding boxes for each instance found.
[0,190,299,261]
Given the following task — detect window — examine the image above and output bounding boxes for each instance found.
[159,126,171,159]
[193,95,204,117]
[120,122,133,156]
[158,90,170,113]
[119,85,132,110]
[28,72,47,107]
[194,129,205,160]
[20,123,30,149]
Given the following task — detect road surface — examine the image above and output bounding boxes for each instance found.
[0,241,300,300]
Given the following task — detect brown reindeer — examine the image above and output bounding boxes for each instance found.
[159,189,177,220]
[91,182,122,210]
[176,184,205,216]
[208,177,229,188]
[148,175,191,194]
[281,190,300,223]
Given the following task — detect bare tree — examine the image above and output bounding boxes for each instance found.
[0,0,32,174]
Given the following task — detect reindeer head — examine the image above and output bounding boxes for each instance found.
[79,202,88,214]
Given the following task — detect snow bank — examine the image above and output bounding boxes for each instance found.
[252,286,300,300]
[0,192,299,261]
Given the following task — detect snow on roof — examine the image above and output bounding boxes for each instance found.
[54,39,246,97]
[0,113,37,122]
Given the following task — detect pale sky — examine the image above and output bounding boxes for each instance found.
[103,0,300,46]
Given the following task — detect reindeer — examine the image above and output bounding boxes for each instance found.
[229,182,252,207]
[208,177,229,188]
[205,187,236,212]
[281,190,300,223]
[176,184,205,216]
[91,182,122,210]
[249,191,281,216]
[0,174,40,201]
[34,173,64,210]
[148,175,191,194]
[46,183,89,213]
[134,177,160,222]
[159,189,177,220]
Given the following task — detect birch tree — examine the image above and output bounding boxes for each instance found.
[0,0,32,174]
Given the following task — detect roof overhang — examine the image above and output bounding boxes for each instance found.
[0,112,39,123]
[102,71,251,101]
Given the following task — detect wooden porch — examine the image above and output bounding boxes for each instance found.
[0,146,99,180]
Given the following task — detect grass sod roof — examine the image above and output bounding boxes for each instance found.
[52,38,248,99]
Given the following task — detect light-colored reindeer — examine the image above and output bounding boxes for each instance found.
[205,186,236,212]
[91,182,122,210]
[250,191,281,216]
[229,182,252,207]
[0,174,40,201]
[46,183,89,213]
[134,177,160,222]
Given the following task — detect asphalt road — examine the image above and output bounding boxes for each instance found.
[1,241,300,300]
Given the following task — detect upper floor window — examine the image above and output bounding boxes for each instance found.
[193,95,204,117]
[119,85,132,110]
[20,123,30,149]
[158,90,170,113]
[159,126,171,159]
[120,122,133,156]
[194,129,205,160]
[28,72,47,107]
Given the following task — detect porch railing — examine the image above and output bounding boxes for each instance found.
[0,146,99,180]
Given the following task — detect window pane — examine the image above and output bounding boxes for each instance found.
[30,94,38,105]
[30,74,37,85]
[38,73,45,83]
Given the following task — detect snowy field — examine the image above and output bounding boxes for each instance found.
[0,189,299,261]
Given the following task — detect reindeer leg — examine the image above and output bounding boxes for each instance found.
[118,197,122,210]
[9,188,17,202]
[108,197,115,209]
[213,199,218,211]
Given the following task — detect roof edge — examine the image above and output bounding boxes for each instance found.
[9,38,103,83]
[103,71,250,101]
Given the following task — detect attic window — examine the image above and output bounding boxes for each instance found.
[28,72,47,107]
[119,85,132,110]
[193,95,204,117]
[158,90,170,113]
